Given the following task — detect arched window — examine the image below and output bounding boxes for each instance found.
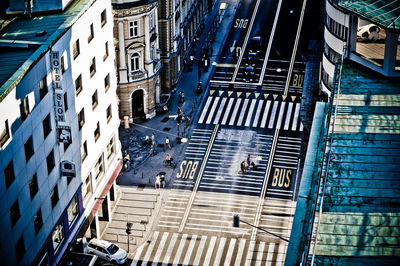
[130,53,140,72]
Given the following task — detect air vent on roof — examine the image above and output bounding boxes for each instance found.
[36,30,47,37]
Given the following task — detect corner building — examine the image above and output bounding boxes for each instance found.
[0,0,122,265]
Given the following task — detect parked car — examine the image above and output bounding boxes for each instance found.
[248,36,262,55]
[244,65,255,82]
[87,238,128,264]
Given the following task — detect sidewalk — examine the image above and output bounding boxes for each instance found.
[116,0,239,189]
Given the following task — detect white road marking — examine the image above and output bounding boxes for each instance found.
[284,102,293,130]
[260,100,272,128]
[214,97,227,124]
[199,97,213,124]
[221,98,234,125]
[268,101,279,128]
[253,99,264,127]
[229,98,242,125]
[245,99,257,126]
[237,98,249,126]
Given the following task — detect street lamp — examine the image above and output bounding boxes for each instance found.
[126,222,132,253]
[233,215,289,242]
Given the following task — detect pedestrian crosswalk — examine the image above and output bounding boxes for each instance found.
[131,231,288,265]
[198,94,303,131]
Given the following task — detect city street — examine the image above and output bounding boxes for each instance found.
[124,0,311,264]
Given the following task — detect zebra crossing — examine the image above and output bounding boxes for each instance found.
[198,93,303,131]
[131,231,288,265]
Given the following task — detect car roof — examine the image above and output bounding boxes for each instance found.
[89,238,111,248]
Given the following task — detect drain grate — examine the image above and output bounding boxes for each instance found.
[161,117,169,123]
[163,127,171,131]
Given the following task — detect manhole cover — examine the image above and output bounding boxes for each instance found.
[137,184,146,190]
[163,127,171,131]
[161,117,169,123]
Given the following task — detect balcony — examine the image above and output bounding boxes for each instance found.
[129,70,147,82]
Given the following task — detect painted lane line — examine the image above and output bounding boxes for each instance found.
[237,98,250,126]
[206,97,220,124]
[284,102,293,130]
[245,99,257,127]
[253,99,264,127]
[214,97,227,124]
[203,236,217,266]
[300,121,304,131]
[198,96,213,124]
[275,102,286,129]
[260,100,272,128]
[291,103,300,131]
[229,98,242,125]
[193,235,208,266]
[268,101,279,128]
[178,124,219,232]
[221,98,235,125]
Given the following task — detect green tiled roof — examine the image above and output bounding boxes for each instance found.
[0,0,95,102]
[339,0,400,30]
[311,61,400,263]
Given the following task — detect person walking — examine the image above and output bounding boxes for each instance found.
[239,161,246,176]
[164,136,171,151]
[247,154,251,169]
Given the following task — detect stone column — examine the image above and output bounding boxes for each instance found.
[118,20,128,83]
[145,15,153,74]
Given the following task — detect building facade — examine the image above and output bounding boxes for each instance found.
[158,0,211,92]
[321,0,400,97]
[113,0,162,121]
[0,0,121,265]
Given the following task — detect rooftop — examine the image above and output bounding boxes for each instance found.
[311,61,400,263]
[339,0,400,30]
[0,0,95,102]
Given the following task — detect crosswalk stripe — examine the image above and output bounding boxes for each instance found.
[260,100,271,128]
[203,236,217,266]
[245,99,257,127]
[162,232,179,264]
[245,241,256,266]
[255,242,266,266]
[276,102,286,129]
[199,97,213,124]
[193,235,208,265]
[214,237,227,265]
[132,241,146,265]
[284,102,293,130]
[229,98,242,125]
[221,98,234,125]
[252,99,264,127]
[266,242,275,266]
[206,97,220,124]
[151,232,169,265]
[142,231,159,264]
[173,234,188,265]
[299,121,304,131]
[214,97,227,124]
[291,103,300,131]
[268,102,279,128]
[183,234,197,265]
[277,244,286,265]
[237,98,249,126]
[224,238,237,266]
[234,239,247,266]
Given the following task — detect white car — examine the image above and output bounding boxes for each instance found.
[87,238,128,264]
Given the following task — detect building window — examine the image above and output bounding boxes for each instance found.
[73,39,80,59]
[81,141,88,162]
[67,196,79,227]
[46,150,55,174]
[10,199,20,227]
[75,74,83,95]
[24,136,34,162]
[326,15,348,41]
[39,76,48,100]
[20,96,30,122]
[4,160,15,189]
[149,12,154,30]
[52,222,64,251]
[101,9,107,27]
[94,154,104,180]
[0,119,10,147]
[129,20,139,38]
[106,104,112,123]
[321,68,333,90]
[50,184,59,209]
[130,53,140,72]
[89,57,96,77]
[15,236,25,262]
[78,108,85,130]
[83,174,92,201]
[29,174,39,200]
[88,23,94,43]
[61,55,65,74]
[43,113,51,138]
[104,73,110,92]
[94,122,100,142]
[107,137,115,160]
[92,90,98,110]
[33,209,43,235]
[103,41,109,61]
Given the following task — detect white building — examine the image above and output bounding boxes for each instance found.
[0,0,122,265]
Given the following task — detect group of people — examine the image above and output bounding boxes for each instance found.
[239,154,257,176]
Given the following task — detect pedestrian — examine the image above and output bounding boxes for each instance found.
[179,91,185,103]
[251,161,258,171]
[186,115,191,127]
[239,161,246,176]
[151,132,156,145]
[123,152,130,171]
[164,136,171,151]
[247,154,251,169]
[155,174,161,189]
